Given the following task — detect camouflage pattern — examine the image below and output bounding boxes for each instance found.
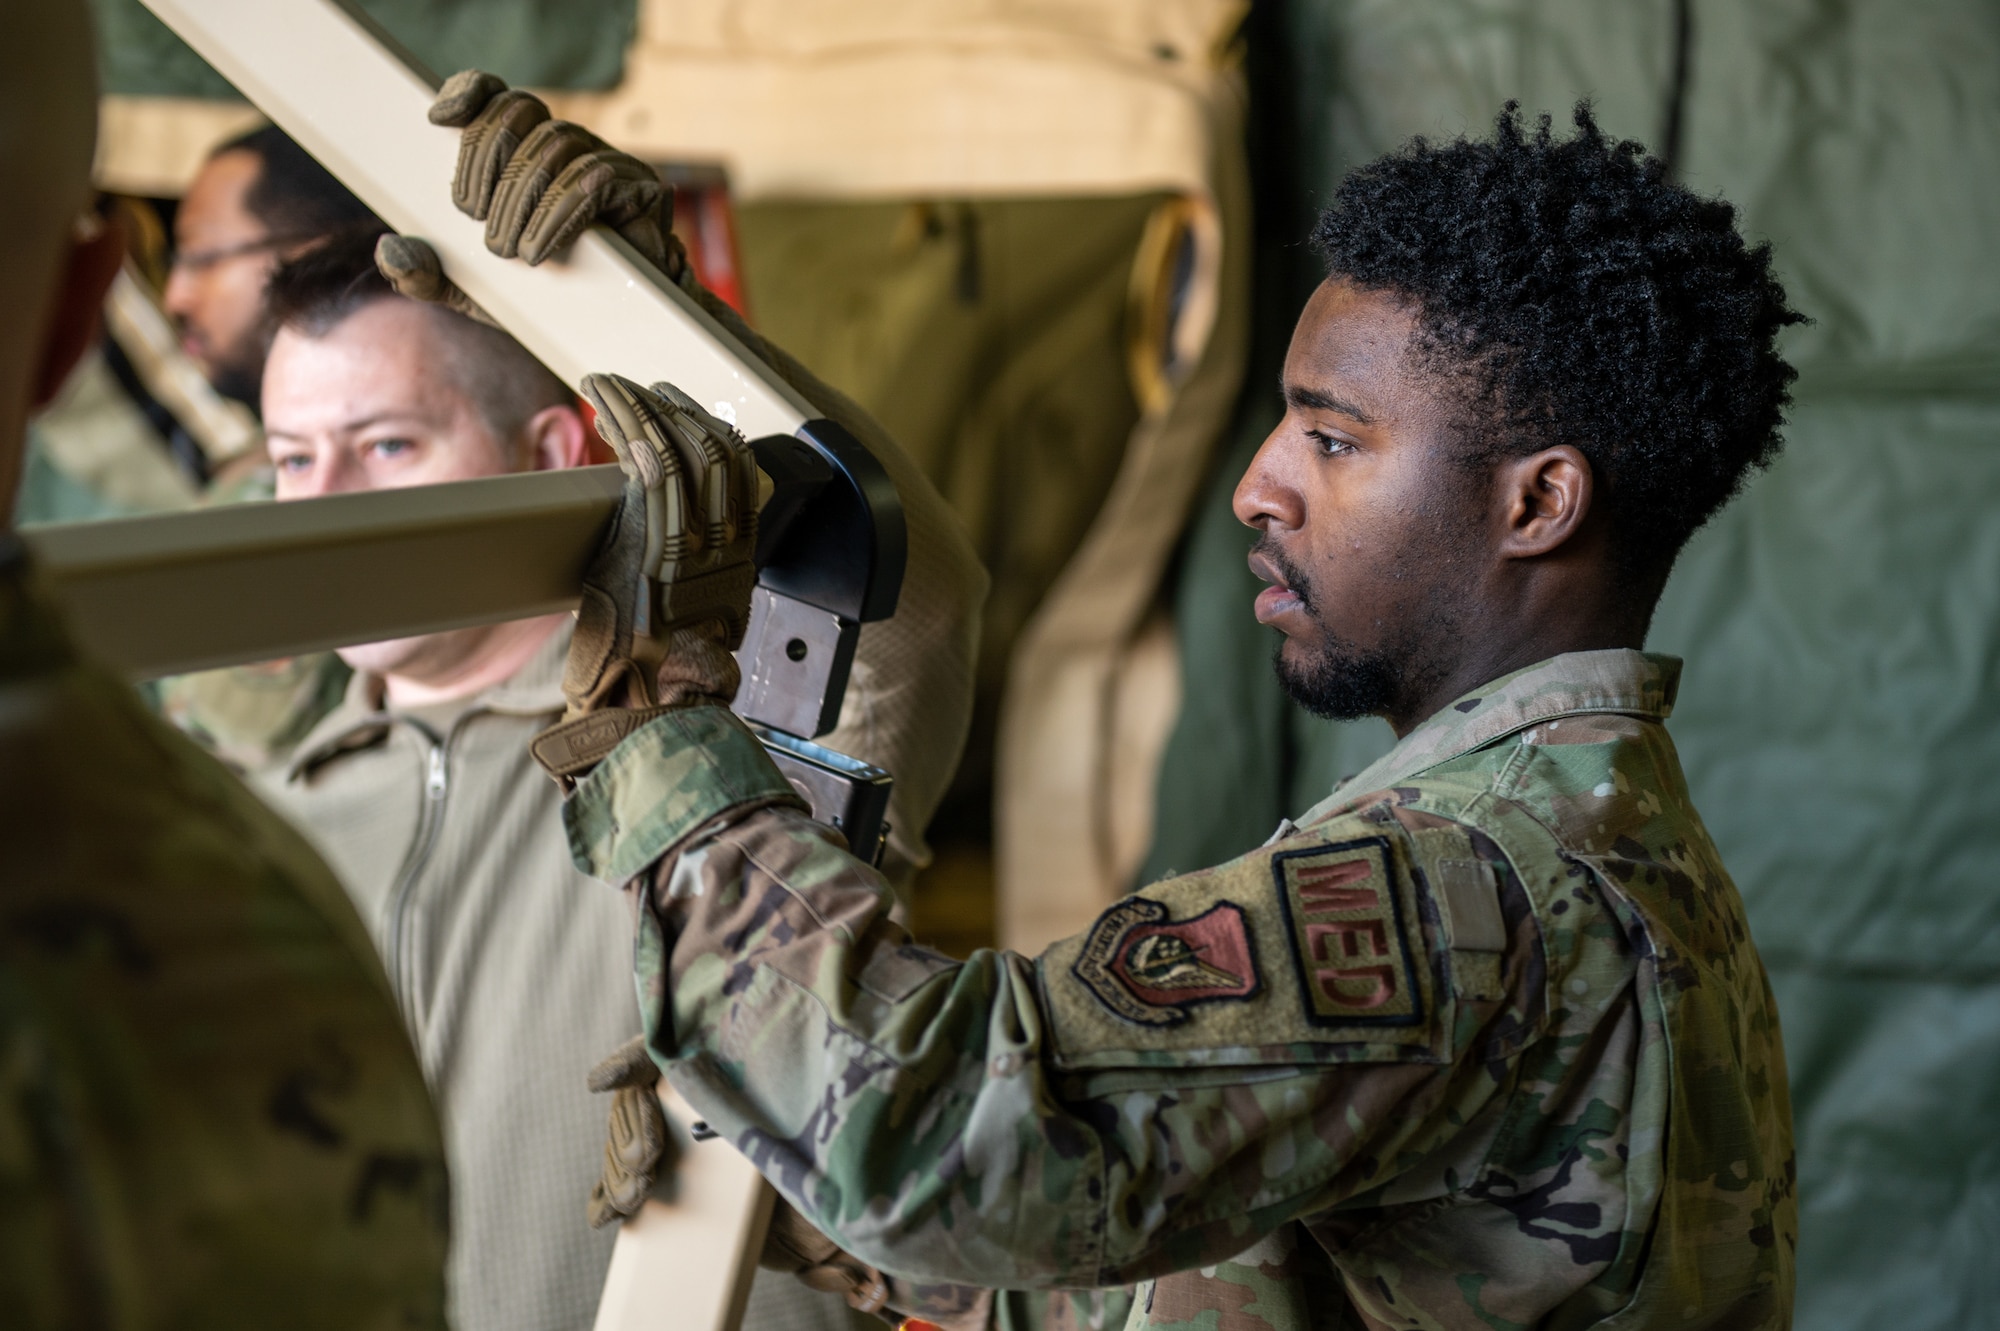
[0,538,449,1329]
[157,652,352,773]
[564,649,1794,1329]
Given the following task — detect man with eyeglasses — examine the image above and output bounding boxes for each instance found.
[163,124,379,408]
[152,127,381,771]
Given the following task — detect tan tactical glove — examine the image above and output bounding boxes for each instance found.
[760,1197,892,1318]
[584,1036,675,1229]
[428,69,682,274]
[373,232,495,326]
[528,373,759,785]
[377,67,690,319]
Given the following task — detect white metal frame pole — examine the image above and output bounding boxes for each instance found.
[26,464,624,678]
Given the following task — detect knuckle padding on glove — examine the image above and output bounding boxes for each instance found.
[760,1201,892,1314]
[489,121,598,259]
[454,89,551,219]
[525,153,668,267]
[537,370,759,781]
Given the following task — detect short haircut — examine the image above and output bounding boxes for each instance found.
[1312,103,1805,588]
[264,229,573,449]
[213,124,381,244]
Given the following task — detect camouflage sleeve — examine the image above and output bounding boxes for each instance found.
[563,706,1543,1290]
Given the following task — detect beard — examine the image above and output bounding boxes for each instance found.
[1256,535,1457,723]
[176,315,267,408]
[204,340,266,408]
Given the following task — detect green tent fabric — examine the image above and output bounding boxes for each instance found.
[1148,2,2000,1326]
[90,0,637,98]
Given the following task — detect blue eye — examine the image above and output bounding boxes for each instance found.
[371,437,415,458]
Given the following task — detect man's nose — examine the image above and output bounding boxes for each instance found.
[161,264,196,319]
[1233,429,1303,532]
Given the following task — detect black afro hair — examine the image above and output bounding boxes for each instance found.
[1311,102,1805,587]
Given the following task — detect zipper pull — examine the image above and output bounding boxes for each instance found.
[426,745,447,800]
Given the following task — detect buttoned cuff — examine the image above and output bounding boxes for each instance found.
[562,704,805,883]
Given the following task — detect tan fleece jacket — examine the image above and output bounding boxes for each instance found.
[255,624,876,1331]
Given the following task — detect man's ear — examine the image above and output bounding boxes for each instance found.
[523,402,591,471]
[31,212,128,411]
[1495,445,1593,559]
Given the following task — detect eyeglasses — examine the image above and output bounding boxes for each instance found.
[170,234,312,274]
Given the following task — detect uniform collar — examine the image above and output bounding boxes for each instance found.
[1300,649,1682,821]
[286,618,573,780]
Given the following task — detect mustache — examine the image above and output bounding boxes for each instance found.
[1251,535,1317,617]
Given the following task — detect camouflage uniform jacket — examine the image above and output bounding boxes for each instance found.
[561,649,1796,1330]
[0,537,449,1328]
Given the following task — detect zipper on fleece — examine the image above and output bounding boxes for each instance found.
[382,716,465,1018]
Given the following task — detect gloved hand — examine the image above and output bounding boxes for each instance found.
[374,66,690,320]
[373,232,495,326]
[760,1197,891,1317]
[528,373,759,785]
[584,1036,675,1229]
[429,68,681,273]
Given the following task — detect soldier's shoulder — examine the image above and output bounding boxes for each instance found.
[0,652,449,1308]
[1,655,390,985]
[1036,805,1540,1073]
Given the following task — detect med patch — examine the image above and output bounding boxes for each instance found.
[1072,898,1259,1026]
[1039,828,1450,1069]
[1274,836,1425,1029]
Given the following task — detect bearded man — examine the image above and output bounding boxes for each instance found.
[521,102,1802,1329]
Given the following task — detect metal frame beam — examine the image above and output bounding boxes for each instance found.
[24,466,623,678]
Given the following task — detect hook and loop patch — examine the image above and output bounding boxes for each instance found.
[1072,898,1260,1027]
[1273,836,1424,1029]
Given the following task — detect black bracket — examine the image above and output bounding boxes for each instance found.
[750,418,905,624]
[737,418,906,858]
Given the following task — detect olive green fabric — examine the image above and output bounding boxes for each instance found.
[90,0,637,99]
[737,196,1160,830]
[0,539,451,1329]
[1148,4,2000,1329]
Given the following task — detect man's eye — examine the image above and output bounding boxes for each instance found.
[273,453,312,473]
[370,437,415,459]
[1306,429,1352,457]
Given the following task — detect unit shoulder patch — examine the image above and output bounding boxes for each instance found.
[1041,826,1451,1069]
[1274,836,1425,1029]
[1072,897,1260,1026]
